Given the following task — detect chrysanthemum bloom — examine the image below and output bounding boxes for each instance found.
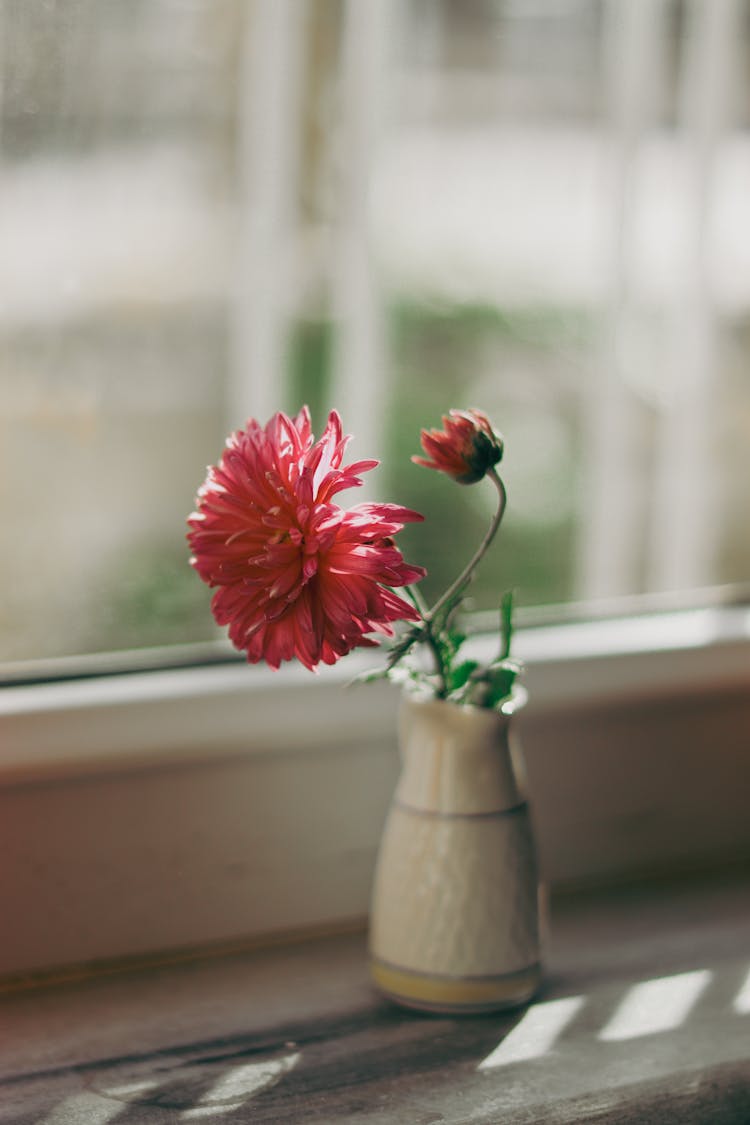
[187,407,426,671]
[412,408,503,484]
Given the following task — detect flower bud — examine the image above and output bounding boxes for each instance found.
[412,408,503,484]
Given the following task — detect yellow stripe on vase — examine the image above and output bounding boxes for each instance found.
[370,957,541,1014]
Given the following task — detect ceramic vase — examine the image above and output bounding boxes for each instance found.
[369,687,541,1013]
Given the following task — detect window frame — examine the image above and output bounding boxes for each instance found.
[2,599,749,782]
[1,601,749,980]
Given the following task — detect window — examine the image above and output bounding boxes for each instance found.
[1,0,749,670]
[1,1,749,980]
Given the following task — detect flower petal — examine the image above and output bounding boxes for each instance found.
[187,407,426,670]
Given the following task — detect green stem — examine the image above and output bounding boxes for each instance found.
[394,470,506,697]
[425,630,448,698]
[406,582,430,618]
[405,584,448,696]
[423,467,507,626]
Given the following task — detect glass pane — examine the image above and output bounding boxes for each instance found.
[2,0,749,668]
[1,0,232,661]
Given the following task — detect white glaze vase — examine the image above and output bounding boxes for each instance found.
[369,687,541,1013]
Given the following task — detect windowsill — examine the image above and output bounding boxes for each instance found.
[1,603,749,981]
[2,601,749,782]
[2,872,749,1123]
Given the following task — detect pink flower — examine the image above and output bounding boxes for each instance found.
[187,407,426,671]
[412,408,503,484]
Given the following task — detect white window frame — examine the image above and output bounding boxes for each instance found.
[2,600,749,779]
[1,602,748,980]
[2,0,749,980]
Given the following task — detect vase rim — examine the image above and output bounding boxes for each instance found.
[401,681,527,718]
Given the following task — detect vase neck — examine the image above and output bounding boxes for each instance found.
[396,694,523,815]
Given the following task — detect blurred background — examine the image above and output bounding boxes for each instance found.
[1,0,749,666]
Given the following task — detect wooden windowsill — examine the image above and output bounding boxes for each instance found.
[2,872,749,1123]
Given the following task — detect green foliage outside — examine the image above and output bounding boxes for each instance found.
[90,301,590,658]
[87,543,215,654]
[385,300,589,614]
[284,300,588,614]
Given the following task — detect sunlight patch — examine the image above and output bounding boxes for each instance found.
[733,965,750,1014]
[101,1079,159,1097]
[40,1092,126,1125]
[478,995,585,1069]
[599,969,711,1042]
[180,1052,300,1119]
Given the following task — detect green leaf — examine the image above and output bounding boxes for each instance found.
[447,627,467,651]
[385,626,424,670]
[463,657,522,710]
[348,667,390,687]
[431,575,472,635]
[499,588,515,661]
[447,658,479,693]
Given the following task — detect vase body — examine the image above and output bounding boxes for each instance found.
[369,690,541,1013]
